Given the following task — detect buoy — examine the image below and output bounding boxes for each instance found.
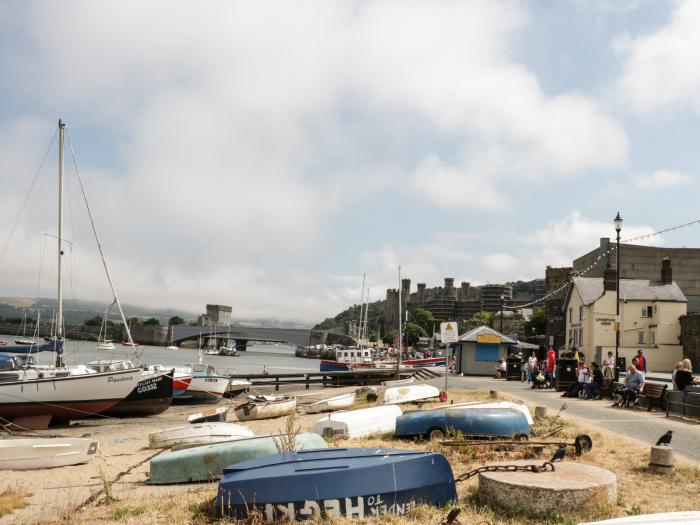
[648,445,674,473]
[439,391,448,402]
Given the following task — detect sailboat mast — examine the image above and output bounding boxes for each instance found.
[358,274,366,346]
[363,287,370,341]
[57,120,65,342]
[397,265,402,374]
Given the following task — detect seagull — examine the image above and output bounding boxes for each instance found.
[551,444,566,462]
[656,430,673,447]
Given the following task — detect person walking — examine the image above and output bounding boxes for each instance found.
[602,351,614,379]
[546,347,556,387]
[636,349,647,374]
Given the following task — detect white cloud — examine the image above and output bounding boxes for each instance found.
[614,0,700,113]
[410,155,504,210]
[634,170,692,189]
[0,1,631,322]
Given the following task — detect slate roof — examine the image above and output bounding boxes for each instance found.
[570,277,687,307]
[459,325,517,344]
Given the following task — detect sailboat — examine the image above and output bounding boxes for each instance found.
[96,306,116,350]
[166,325,178,350]
[0,120,140,429]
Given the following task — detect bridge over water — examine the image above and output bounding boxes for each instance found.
[171,324,354,351]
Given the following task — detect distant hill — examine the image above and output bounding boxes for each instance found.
[314,300,384,334]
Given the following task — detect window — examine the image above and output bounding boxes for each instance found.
[638,331,645,344]
[579,328,583,347]
[569,307,573,322]
[653,305,657,313]
[579,305,585,321]
[641,306,653,318]
[573,329,578,346]
[651,331,656,345]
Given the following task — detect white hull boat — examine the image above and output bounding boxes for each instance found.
[187,406,228,424]
[0,438,99,470]
[381,377,416,387]
[234,395,297,421]
[0,368,140,424]
[438,401,533,425]
[96,340,116,351]
[312,405,403,439]
[579,512,700,524]
[383,384,440,405]
[226,379,251,398]
[166,345,178,350]
[303,392,356,414]
[149,422,255,449]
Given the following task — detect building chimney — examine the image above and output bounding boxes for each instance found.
[603,267,616,292]
[661,258,672,284]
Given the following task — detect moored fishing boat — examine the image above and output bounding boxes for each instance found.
[149,432,327,484]
[303,392,355,414]
[0,438,99,470]
[312,405,402,439]
[319,347,445,372]
[101,369,173,417]
[234,395,296,421]
[148,422,254,449]
[215,448,457,521]
[383,384,441,405]
[394,407,530,441]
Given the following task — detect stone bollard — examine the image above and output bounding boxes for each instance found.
[535,406,548,418]
[489,390,498,399]
[648,446,674,473]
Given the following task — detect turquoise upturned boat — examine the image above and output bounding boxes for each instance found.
[148,432,327,484]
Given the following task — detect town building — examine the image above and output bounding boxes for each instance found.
[544,266,573,350]
[574,238,700,313]
[562,259,686,372]
[198,304,232,326]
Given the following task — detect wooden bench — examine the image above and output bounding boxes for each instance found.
[599,378,615,399]
[636,382,667,412]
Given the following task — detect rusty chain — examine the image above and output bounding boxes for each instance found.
[455,461,555,482]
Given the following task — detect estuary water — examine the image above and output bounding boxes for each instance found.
[0,336,319,375]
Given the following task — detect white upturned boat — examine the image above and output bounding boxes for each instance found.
[383,384,440,405]
[148,422,254,449]
[381,377,416,387]
[0,438,99,470]
[312,405,403,439]
[303,392,356,414]
[234,395,297,421]
[187,406,228,424]
[579,512,700,524]
[438,400,534,425]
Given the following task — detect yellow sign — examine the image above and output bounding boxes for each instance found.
[477,334,501,344]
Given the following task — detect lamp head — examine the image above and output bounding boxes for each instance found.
[614,212,623,233]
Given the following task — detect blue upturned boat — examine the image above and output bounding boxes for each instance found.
[216,448,457,521]
[0,339,63,355]
[394,408,530,441]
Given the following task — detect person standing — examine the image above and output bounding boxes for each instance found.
[546,346,556,386]
[636,349,647,374]
[527,351,538,383]
[602,351,614,379]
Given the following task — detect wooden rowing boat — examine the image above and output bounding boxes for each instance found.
[148,422,254,449]
[0,438,98,470]
[383,384,440,405]
[234,395,297,421]
[303,393,355,414]
[312,405,402,439]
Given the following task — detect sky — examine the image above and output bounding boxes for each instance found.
[0,0,699,325]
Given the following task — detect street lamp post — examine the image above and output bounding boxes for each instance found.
[500,293,505,334]
[614,212,623,381]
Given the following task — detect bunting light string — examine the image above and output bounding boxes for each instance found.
[502,216,700,311]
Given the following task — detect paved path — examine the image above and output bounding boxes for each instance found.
[428,374,700,462]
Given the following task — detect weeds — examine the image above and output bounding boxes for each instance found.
[111,505,146,520]
[97,466,118,505]
[0,487,28,518]
[274,412,302,453]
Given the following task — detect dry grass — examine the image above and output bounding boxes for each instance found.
[0,487,30,518]
[45,388,700,525]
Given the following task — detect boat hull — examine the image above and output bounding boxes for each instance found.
[319,357,445,372]
[312,405,402,439]
[0,368,139,422]
[148,422,255,449]
[149,432,327,484]
[215,448,457,521]
[303,393,356,414]
[1,340,63,355]
[0,438,99,470]
[101,371,173,417]
[383,384,440,405]
[394,408,530,440]
[234,398,297,421]
[175,375,230,403]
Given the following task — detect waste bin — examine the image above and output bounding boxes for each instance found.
[506,357,521,381]
[555,358,578,392]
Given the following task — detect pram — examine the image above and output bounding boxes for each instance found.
[531,365,551,390]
